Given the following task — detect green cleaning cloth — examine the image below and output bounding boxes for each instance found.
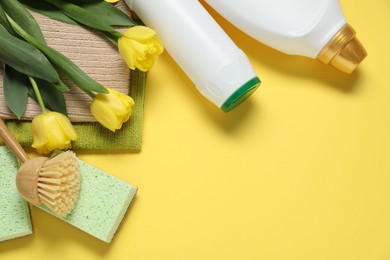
[4,69,146,151]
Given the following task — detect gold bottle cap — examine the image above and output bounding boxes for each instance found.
[317,24,367,73]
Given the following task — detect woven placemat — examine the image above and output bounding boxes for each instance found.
[0,2,146,150]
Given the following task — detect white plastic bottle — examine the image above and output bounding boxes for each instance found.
[124,0,261,112]
[205,0,367,73]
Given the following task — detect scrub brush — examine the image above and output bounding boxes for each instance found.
[0,118,80,217]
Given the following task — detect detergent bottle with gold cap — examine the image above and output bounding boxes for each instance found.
[205,0,367,73]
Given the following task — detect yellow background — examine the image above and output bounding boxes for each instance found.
[1,0,390,259]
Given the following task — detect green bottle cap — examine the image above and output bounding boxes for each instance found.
[221,77,261,112]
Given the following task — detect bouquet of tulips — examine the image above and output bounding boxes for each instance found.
[0,0,163,154]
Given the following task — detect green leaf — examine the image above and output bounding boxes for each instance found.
[53,80,70,92]
[3,65,29,119]
[0,4,14,34]
[20,0,78,25]
[28,79,68,116]
[34,40,108,93]
[0,24,60,83]
[102,30,119,45]
[66,0,135,26]
[7,16,108,94]
[80,1,136,26]
[21,0,135,27]
[43,0,121,38]
[67,0,103,3]
[1,0,46,43]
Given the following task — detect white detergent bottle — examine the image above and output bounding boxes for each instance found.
[124,0,261,112]
[204,0,367,73]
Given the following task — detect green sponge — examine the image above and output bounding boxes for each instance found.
[0,146,33,242]
[37,159,137,243]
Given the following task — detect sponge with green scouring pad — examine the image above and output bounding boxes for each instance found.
[0,146,33,242]
[36,159,138,243]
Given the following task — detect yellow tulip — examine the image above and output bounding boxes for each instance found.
[31,112,77,155]
[118,26,164,72]
[105,0,119,2]
[90,88,135,132]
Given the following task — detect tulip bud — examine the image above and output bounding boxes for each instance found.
[31,112,77,154]
[118,26,164,71]
[90,88,135,132]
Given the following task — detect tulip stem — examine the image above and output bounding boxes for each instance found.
[29,77,47,113]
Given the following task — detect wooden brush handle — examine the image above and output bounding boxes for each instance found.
[0,118,29,163]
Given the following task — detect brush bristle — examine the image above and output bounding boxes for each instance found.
[37,151,81,217]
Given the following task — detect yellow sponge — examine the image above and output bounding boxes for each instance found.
[0,146,33,242]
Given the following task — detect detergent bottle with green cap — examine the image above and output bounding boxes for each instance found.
[205,0,367,73]
[124,0,261,112]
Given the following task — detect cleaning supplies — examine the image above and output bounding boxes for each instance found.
[124,0,261,112]
[204,0,367,73]
[0,145,137,243]
[16,151,80,217]
[0,118,81,217]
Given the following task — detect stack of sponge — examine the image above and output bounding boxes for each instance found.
[0,146,137,243]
